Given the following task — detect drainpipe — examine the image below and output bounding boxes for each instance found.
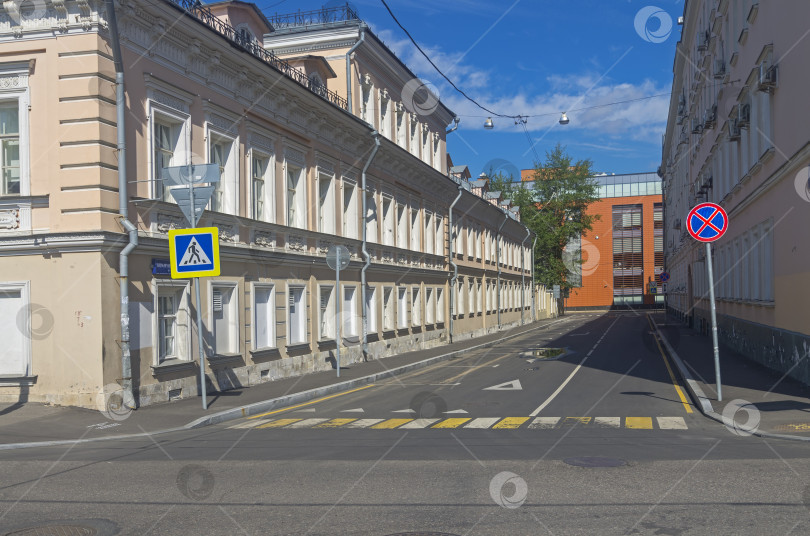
[496,210,508,329]
[345,25,367,115]
[447,180,463,343]
[531,235,537,321]
[521,226,530,325]
[361,131,380,360]
[107,0,137,410]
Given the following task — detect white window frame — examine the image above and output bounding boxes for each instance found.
[153,280,191,365]
[365,188,378,243]
[397,286,408,329]
[383,286,395,331]
[319,284,336,340]
[287,284,308,345]
[210,281,239,355]
[436,287,445,323]
[395,104,406,148]
[379,91,390,138]
[0,63,29,198]
[0,281,31,376]
[342,178,358,239]
[317,169,336,234]
[285,159,307,230]
[410,206,420,252]
[397,200,408,249]
[435,216,444,257]
[343,285,358,337]
[250,148,275,223]
[206,127,238,215]
[366,285,377,334]
[382,195,394,246]
[252,283,276,351]
[425,287,435,325]
[412,286,422,327]
[425,211,434,254]
[148,104,190,203]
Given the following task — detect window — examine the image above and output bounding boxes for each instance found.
[410,207,420,251]
[425,287,435,324]
[396,105,406,148]
[343,180,358,239]
[379,92,390,138]
[366,285,377,333]
[397,202,408,248]
[475,225,482,259]
[436,287,445,323]
[0,281,30,375]
[211,283,238,355]
[456,280,464,316]
[361,83,374,126]
[319,285,336,340]
[412,286,421,326]
[477,280,483,314]
[288,285,307,345]
[382,196,394,246]
[435,216,443,256]
[422,128,431,165]
[286,162,306,229]
[466,224,474,258]
[155,282,190,363]
[365,190,378,242]
[425,211,434,254]
[251,152,273,222]
[343,286,358,337]
[253,284,275,350]
[397,286,408,328]
[151,112,188,202]
[209,132,237,215]
[318,170,335,234]
[433,134,441,171]
[0,64,29,197]
[468,280,475,315]
[612,204,643,304]
[383,286,395,330]
[410,118,419,157]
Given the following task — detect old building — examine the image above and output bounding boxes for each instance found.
[0,0,551,408]
[661,0,810,382]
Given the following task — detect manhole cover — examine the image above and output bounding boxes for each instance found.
[563,456,627,468]
[7,526,98,536]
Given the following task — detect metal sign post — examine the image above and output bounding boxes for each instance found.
[165,164,220,410]
[687,202,729,401]
[326,245,351,377]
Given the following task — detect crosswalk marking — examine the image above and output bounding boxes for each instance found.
[316,418,358,428]
[595,417,621,428]
[371,418,413,429]
[346,419,385,428]
[256,418,301,429]
[432,418,471,429]
[400,419,440,429]
[656,416,688,430]
[626,417,653,429]
[230,416,690,431]
[493,417,530,429]
[464,418,501,429]
[528,417,561,429]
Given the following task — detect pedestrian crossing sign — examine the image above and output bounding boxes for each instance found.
[168,227,220,279]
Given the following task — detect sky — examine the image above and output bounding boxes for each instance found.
[254,0,685,179]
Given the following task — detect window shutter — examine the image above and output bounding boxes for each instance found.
[213,290,223,312]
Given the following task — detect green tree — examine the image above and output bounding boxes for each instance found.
[493,144,600,289]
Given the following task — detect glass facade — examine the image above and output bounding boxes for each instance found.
[612,204,644,304]
[593,172,661,199]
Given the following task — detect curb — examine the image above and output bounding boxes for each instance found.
[650,315,810,443]
[0,316,569,451]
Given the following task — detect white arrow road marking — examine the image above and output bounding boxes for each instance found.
[392,409,415,414]
[484,379,523,391]
[292,408,317,413]
[340,408,365,413]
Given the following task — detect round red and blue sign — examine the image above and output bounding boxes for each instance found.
[687,202,728,242]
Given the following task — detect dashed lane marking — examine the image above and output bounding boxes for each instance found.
[528,417,561,429]
[626,417,654,429]
[400,419,441,429]
[595,417,621,428]
[464,418,501,429]
[656,417,688,430]
[346,419,385,428]
[432,418,472,429]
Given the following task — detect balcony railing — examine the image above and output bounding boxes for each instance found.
[164,0,348,110]
[268,4,360,31]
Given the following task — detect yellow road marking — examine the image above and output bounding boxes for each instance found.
[562,417,591,426]
[371,418,413,429]
[431,418,472,429]
[256,418,302,429]
[492,417,530,429]
[315,418,357,428]
[626,417,653,429]
[646,315,694,414]
[248,384,376,419]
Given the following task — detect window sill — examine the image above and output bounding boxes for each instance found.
[397,327,410,336]
[286,342,311,352]
[0,375,37,386]
[250,347,281,361]
[208,353,243,367]
[318,338,337,350]
[151,359,196,375]
[366,332,380,343]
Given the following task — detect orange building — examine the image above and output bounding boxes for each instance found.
[521,171,663,309]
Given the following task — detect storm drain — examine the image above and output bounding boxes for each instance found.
[563,456,627,468]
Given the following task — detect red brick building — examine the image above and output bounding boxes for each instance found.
[521,171,663,309]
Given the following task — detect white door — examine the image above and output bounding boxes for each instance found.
[0,287,27,375]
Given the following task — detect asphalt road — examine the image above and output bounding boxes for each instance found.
[2,312,810,535]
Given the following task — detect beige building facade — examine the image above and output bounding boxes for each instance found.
[661,0,810,382]
[0,0,554,408]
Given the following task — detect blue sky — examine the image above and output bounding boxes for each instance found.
[256,0,684,178]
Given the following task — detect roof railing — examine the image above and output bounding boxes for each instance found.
[268,4,360,31]
[164,0,348,110]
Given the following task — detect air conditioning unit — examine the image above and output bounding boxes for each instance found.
[728,118,742,141]
[737,103,751,128]
[714,59,726,79]
[703,105,717,129]
[757,62,778,92]
[691,117,703,134]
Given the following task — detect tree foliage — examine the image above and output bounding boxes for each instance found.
[490,144,600,289]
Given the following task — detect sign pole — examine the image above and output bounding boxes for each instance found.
[188,180,207,410]
[705,242,722,401]
[336,259,341,378]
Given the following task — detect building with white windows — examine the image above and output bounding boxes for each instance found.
[661,0,810,382]
[0,0,553,408]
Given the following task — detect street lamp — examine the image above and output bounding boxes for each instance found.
[483,117,494,129]
[559,112,570,125]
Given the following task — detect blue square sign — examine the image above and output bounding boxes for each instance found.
[168,227,220,278]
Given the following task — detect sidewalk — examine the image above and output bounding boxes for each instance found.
[0,316,566,449]
[651,312,810,440]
